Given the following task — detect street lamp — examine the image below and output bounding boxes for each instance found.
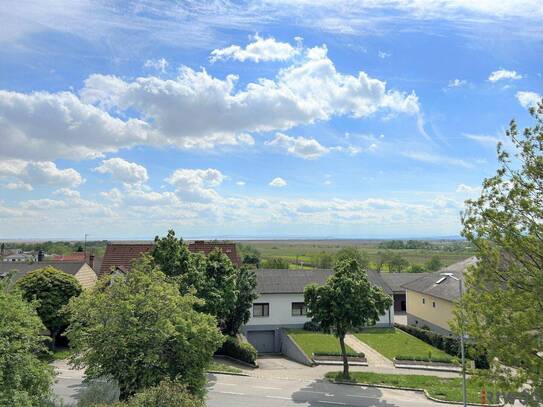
[440,272,467,407]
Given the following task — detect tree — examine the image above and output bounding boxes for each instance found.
[425,256,443,272]
[375,251,392,272]
[457,101,543,405]
[152,230,192,278]
[312,252,334,269]
[65,256,224,399]
[262,257,290,269]
[238,244,261,269]
[0,277,54,406]
[389,253,409,272]
[17,266,82,347]
[224,266,258,336]
[304,259,392,378]
[334,247,369,269]
[409,264,426,273]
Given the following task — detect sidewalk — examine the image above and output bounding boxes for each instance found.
[345,334,394,369]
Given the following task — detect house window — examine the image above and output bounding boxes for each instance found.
[253,303,269,317]
[291,302,306,316]
[432,301,436,308]
[422,298,425,304]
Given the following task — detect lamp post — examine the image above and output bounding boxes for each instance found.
[441,272,467,407]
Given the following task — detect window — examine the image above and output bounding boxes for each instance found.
[291,302,306,316]
[432,301,436,308]
[422,298,425,304]
[253,303,269,317]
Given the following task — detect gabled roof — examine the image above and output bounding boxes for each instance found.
[255,268,392,295]
[0,261,88,283]
[380,272,433,293]
[402,257,478,302]
[188,241,241,266]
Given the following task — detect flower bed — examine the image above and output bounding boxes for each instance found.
[313,351,367,364]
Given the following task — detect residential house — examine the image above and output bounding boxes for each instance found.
[2,250,35,262]
[99,240,241,276]
[380,272,432,312]
[242,268,394,353]
[402,257,477,335]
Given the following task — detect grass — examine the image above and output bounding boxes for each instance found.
[49,347,72,361]
[288,330,355,358]
[354,328,451,361]
[208,361,243,374]
[326,371,486,404]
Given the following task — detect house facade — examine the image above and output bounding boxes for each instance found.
[242,268,394,353]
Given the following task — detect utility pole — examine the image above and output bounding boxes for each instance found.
[84,234,89,260]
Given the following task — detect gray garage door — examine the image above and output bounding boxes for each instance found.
[247,330,275,353]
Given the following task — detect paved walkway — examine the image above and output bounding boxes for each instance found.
[345,334,394,369]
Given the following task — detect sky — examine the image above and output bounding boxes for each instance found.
[0,0,542,240]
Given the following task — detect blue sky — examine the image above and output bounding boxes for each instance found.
[0,1,542,239]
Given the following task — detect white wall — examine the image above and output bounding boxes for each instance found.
[245,293,394,328]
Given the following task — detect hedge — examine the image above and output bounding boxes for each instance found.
[313,351,365,358]
[395,355,454,364]
[216,336,257,366]
[395,324,489,369]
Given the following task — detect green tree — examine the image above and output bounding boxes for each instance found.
[425,256,443,272]
[224,266,258,336]
[238,244,261,269]
[17,266,82,346]
[262,257,290,269]
[457,102,543,405]
[65,256,224,399]
[375,250,392,272]
[409,264,426,273]
[304,259,392,378]
[389,253,409,272]
[0,277,55,406]
[313,252,334,269]
[334,247,369,269]
[152,230,192,278]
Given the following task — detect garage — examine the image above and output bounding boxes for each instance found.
[247,330,275,353]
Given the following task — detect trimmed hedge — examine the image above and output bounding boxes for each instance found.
[395,324,489,369]
[313,351,365,358]
[216,336,257,365]
[395,354,454,364]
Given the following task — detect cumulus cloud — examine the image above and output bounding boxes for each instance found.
[266,133,330,159]
[166,168,225,202]
[488,69,522,82]
[456,184,481,193]
[4,181,33,191]
[144,58,169,73]
[378,50,391,59]
[21,198,68,210]
[516,91,542,108]
[94,158,149,185]
[448,79,467,88]
[21,161,83,188]
[269,177,287,187]
[210,34,299,63]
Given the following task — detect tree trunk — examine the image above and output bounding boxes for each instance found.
[338,333,349,379]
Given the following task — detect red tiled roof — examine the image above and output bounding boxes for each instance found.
[99,240,241,277]
[52,253,86,261]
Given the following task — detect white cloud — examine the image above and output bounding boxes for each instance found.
[4,181,33,191]
[448,79,467,88]
[266,133,329,159]
[94,158,149,185]
[464,133,502,145]
[21,198,68,209]
[166,168,225,202]
[144,58,169,73]
[22,161,83,188]
[378,50,391,59]
[456,184,481,193]
[210,34,299,63]
[236,181,246,186]
[269,177,287,187]
[403,151,473,168]
[516,91,541,108]
[488,69,522,82]
[53,188,81,198]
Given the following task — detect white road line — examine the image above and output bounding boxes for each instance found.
[299,390,326,394]
[216,391,245,395]
[252,385,282,390]
[346,394,366,398]
[266,395,291,400]
[318,401,346,405]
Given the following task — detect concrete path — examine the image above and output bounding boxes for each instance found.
[345,334,394,369]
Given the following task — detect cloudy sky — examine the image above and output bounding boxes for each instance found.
[0,0,542,239]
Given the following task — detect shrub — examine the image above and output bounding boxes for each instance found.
[216,336,257,365]
[303,321,321,332]
[313,351,365,358]
[395,355,454,364]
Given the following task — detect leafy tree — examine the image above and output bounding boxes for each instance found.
[224,266,258,336]
[152,230,192,278]
[262,257,290,269]
[456,101,543,405]
[0,277,54,406]
[17,266,82,346]
[389,253,409,272]
[334,247,369,269]
[65,256,224,399]
[304,259,392,378]
[409,264,426,273]
[425,256,443,272]
[238,243,261,268]
[375,250,392,272]
[312,252,334,269]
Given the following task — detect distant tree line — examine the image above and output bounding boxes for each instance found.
[377,239,473,252]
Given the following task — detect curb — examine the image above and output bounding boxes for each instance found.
[328,379,504,407]
[393,363,462,373]
[207,370,250,377]
[214,354,258,369]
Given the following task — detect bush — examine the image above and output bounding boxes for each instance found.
[313,351,365,358]
[216,336,257,365]
[395,355,454,364]
[303,321,321,332]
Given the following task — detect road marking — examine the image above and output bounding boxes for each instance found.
[266,395,291,400]
[346,394,366,398]
[253,385,282,390]
[317,401,346,405]
[299,390,326,394]
[216,391,245,395]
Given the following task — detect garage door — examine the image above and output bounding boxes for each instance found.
[247,330,275,353]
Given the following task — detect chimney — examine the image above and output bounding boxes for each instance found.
[89,254,95,269]
[37,250,45,262]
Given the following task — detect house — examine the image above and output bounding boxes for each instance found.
[402,257,477,335]
[242,268,394,353]
[99,240,241,276]
[380,272,432,312]
[0,260,98,289]
[2,250,35,262]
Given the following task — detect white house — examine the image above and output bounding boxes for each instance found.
[242,268,394,353]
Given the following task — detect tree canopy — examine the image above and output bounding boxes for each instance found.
[16,266,82,345]
[334,247,369,269]
[304,259,392,378]
[0,278,54,406]
[457,101,543,405]
[65,257,224,399]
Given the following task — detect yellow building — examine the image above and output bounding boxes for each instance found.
[402,257,477,335]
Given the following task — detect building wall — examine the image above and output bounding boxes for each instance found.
[405,289,454,333]
[74,264,98,289]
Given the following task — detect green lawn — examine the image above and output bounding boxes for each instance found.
[326,372,487,404]
[208,361,243,374]
[288,330,355,357]
[355,328,451,360]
